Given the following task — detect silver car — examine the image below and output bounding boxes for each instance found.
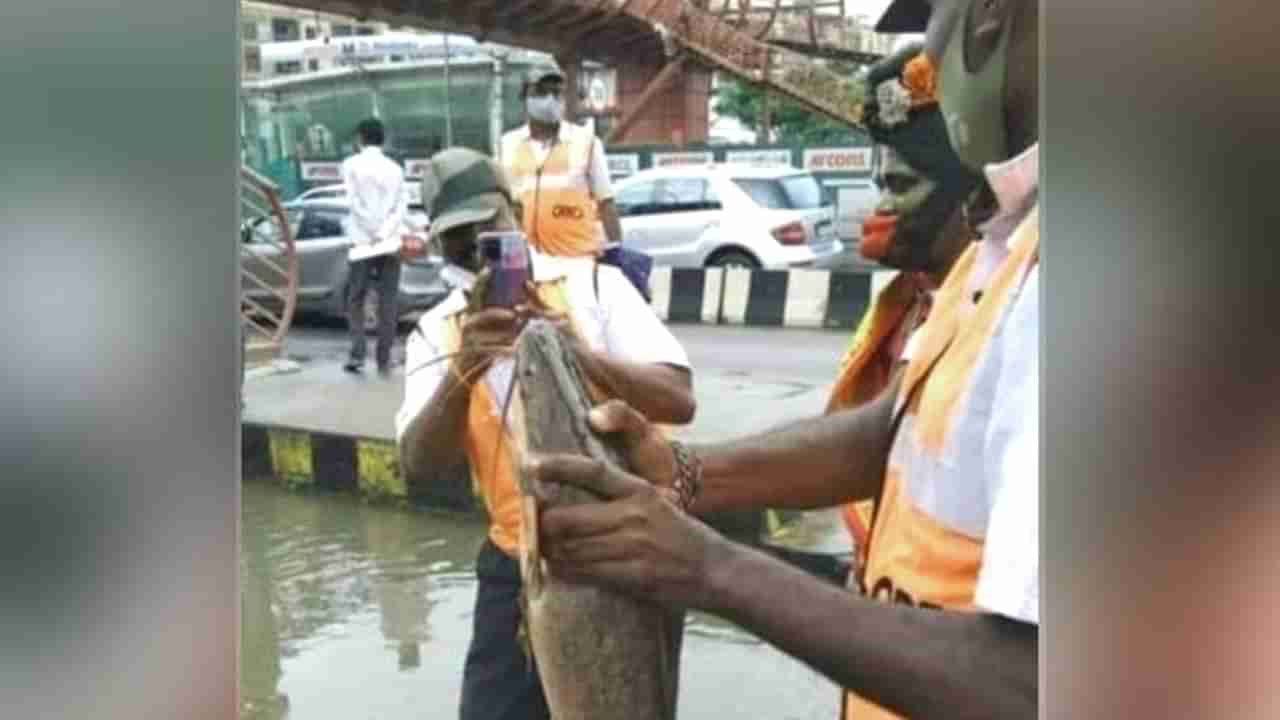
[240,199,447,329]
[612,164,843,269]
[294,182,423,206]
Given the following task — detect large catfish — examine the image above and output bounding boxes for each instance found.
[509,318,684,720]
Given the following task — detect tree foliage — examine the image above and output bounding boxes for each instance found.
[712,64,867,145]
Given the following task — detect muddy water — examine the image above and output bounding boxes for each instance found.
[241,480,839,719]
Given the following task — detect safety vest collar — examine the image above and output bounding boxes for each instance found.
[509,121,579,146]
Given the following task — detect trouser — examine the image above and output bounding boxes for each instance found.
[347,253,401,368]
[459,539,550,720]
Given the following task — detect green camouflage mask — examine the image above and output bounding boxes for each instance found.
[937,0,1012,171]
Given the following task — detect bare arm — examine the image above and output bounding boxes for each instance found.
[399,362,473,485]
[588,371,899,515]
[535,455,1038,720]
[694,374,898,513]
[398,306,524,485]
[707,539,1038,719]
[587,138,623,246]
[577,349,694,425]
[597,198,623,246]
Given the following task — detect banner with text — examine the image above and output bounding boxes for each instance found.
[652,151,714,168]
[802,147,873,173]
[725,149,794,167]
[300,162,342,182]
[606,153,640,176]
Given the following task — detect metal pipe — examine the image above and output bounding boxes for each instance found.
[442,32,454,146]
[490,51,507,160]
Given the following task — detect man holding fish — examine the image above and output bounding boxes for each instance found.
[527,0,1041,717]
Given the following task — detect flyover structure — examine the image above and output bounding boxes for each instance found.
[262,0,888,144]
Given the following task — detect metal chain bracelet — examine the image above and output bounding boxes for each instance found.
[667,439,702,512]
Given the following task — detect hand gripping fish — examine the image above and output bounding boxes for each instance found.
[510,318,684,720]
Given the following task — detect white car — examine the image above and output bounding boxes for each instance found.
[612,164,843,270]
[295,182,423,207]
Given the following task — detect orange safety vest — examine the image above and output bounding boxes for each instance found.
[844,206,1039,719]
[503,123,603,257]
[439,278,602,556]
[825,272,931,580]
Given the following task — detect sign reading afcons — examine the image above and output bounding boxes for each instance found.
[802,147,873,173]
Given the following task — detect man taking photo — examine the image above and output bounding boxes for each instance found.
[527,0,1041,717]
[395,147,695,720]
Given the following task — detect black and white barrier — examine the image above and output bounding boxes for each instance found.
[649,267,899,329]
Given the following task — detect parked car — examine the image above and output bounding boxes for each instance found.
[611,164,843,270]
[240,199,447,330]
[294,182,423,207]
[294,183,347,203]
[829,178,879,242]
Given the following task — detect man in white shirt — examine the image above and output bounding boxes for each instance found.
[341,118,408,376]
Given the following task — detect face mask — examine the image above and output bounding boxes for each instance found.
[526,95,563,124]
[937,0,1012,172]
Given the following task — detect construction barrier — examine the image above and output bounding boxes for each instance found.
[650,267,897,329]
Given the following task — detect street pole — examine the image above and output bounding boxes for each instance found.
[489,51,506,160]
[442,33,454,147]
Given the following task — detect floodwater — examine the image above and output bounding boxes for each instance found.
[241,480,841,720]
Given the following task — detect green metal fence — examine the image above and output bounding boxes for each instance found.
[242,58,534,197]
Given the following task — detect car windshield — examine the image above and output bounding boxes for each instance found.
[732,174,825,210]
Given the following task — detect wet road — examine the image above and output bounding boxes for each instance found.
[285,319,851,387]
[241,480,842,720]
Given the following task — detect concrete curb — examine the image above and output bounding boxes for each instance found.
[242,422,480,511]
[649,267,897,329]
[242,421,765,538]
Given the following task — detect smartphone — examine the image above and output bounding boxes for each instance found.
[477,230,531,308]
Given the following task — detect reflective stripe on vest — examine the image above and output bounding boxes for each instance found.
[506,125,601,257]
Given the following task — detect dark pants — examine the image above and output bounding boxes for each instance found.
[347,253,401,369]
[459,539,550,720]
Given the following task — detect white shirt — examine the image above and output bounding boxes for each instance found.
[341,145,408,262]
[394,250,688,442]
[971,142,1040,624]
[499,123,615,201]
[876,143,1039,627]
[974,262,1039,624]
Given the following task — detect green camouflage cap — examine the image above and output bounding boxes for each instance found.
[419,147,514,243]
[875,0,930,32]
[524,58,564,87]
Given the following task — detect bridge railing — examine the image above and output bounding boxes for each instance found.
[240,165,298,367]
